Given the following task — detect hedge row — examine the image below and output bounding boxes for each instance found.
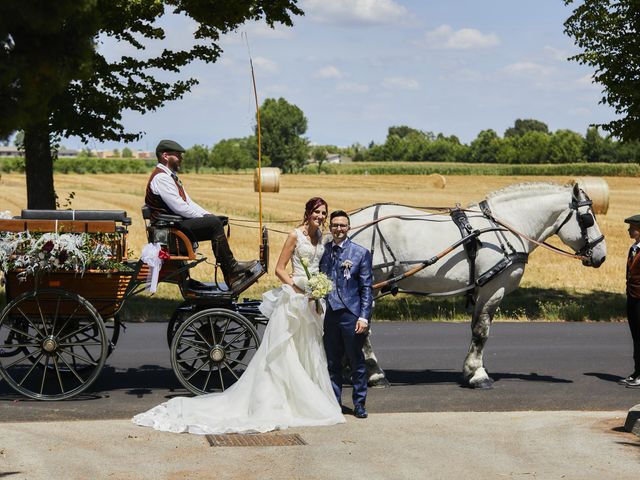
[306,162,640,176]
[0,157,155,174]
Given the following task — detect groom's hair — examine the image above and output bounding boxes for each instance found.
[330,210,350,224]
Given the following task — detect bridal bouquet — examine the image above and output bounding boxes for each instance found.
[300,257,333,300]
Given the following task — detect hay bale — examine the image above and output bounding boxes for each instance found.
[429,173,447,189]
[254,167,280,193]
[571,177,609,214]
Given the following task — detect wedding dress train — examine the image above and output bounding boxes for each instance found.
[132,228,344,434]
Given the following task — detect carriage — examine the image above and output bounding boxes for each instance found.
[0,208,268,400]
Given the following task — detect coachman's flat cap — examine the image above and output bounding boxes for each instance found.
[155,139,186,154]
[624,214,640,225]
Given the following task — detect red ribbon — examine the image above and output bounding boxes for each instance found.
[158,248,170,260]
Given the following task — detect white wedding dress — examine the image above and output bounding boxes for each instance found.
[132,228,344,434]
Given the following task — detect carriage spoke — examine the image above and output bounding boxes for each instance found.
[34,297,50,337]
[208,318,219,345]
[57,352,86,384]
[15,306,45,337]
[177,339,209,353]
[17,352,44,386]
[53,303,83,338]
[184,358,210,381]
[220,318,231,340]
[5,348,42,369]
[217,364,225,391]
[221,360,240,380]
[3,323,39,342]
[176,353,209,364]
[228,358,249,368]
[57,322,98,343]
[223,329,247,347]
[59,347,98,366]
[52,355,66,394]
[202,367,213,392]
[225,345,256,355]
[39,355,51,395]
[192,324,212,348]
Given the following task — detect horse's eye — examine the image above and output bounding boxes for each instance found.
[579,213,594,228]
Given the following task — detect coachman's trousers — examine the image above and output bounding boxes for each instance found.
[626,296,640,375]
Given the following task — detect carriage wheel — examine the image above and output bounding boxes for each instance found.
[166,302,193,348]
[170,308,260,395]
[0,289,108,400]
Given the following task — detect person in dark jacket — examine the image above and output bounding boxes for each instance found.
[621,214,640,388]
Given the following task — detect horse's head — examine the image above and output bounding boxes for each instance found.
[554,184,606,268]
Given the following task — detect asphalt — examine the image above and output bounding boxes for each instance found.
[2,410,639,479]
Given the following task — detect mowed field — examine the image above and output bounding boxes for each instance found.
[0,173,636,319]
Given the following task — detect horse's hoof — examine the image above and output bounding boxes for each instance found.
[473,380,494,389]
[368,375,390,388]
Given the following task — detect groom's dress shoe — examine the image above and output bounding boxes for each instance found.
[618,374,640,385]
[626,377,640,388]
[354,405,368,419]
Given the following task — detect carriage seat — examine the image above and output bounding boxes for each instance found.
[142,206,229,260]
[20,209,131,225]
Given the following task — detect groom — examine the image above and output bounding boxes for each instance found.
[320,210,373,419]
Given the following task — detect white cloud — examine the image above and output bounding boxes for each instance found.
[252,56,279,75]
[575,73,596,88]
[382,76,419,90]
[502,62,554,78]
[421,25,500,50]
[543,45,569,62]
[303,0,408,25]
[336,81,370,94]
[315,65,343,79]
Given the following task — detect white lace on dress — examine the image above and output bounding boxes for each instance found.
[291,228,325,290]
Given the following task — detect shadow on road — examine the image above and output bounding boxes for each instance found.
[384,369,572,385]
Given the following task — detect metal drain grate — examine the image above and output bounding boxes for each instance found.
[205,433,307,447]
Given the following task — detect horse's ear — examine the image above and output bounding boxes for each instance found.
[572,182,581,197]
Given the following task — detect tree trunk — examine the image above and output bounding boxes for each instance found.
[24,123,56,209]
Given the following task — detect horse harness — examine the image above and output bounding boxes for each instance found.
[352,203,530,303]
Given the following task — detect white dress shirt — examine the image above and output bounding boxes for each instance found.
[149,163,209,219]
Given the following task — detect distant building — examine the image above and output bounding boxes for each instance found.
[0,146,79,157]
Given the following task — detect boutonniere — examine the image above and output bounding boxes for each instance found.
[341,259,353,279]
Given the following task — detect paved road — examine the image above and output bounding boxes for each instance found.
[1,321,638,421]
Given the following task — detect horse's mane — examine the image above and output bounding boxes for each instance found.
[484,182,568,201]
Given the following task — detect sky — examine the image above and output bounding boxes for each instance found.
[80,0,614,152]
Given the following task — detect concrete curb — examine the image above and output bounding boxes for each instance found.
[624,403,640,437]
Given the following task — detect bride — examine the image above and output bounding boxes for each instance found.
[132,197,345,434]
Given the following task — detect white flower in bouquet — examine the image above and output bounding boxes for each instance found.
[299,256,333,300]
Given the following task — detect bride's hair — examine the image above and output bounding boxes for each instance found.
[302,197,328,227]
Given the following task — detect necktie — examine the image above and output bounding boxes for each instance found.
[171,173,186,200]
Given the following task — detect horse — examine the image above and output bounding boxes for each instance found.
[349,182,606,389]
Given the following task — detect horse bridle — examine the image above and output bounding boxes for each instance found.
[554,190,605,260]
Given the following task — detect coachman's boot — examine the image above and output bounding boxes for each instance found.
[213,234,260,287]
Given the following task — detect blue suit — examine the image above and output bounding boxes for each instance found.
[320,237,373,408]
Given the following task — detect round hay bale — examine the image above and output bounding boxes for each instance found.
[254,167,280,193]
[429,173,446,189]
[570,176,609,214]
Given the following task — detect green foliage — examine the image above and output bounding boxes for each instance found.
[209,138,258,170]
[504,118,550,138]
[564,0,640,140]
[183,144,209,173]
[0,0,303,207]
[307,161,640,176]
[258,97,309,172]
[121,147,133,158]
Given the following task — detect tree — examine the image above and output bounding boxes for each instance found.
[312,146,328,172]
[548,129,585,163]
[258,97,309,172]
[121,147,133,158]
[183,144,209,173]
[504,119,549,138]
[210,138,257,170]
[0,1,302,208]
[584,127,616,163]
[469,129,502,163]
[564,0,640,140]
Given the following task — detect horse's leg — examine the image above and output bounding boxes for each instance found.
[463,286,504,389]
[364,329,390,388]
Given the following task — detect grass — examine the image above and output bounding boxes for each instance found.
[0,172,634,321]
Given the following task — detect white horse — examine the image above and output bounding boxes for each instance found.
[349,183,606,389]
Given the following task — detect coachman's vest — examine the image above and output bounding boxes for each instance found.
[145,167,186,220]
[627,247,640,298]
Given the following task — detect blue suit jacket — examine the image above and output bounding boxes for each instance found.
[320,238,373,321]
